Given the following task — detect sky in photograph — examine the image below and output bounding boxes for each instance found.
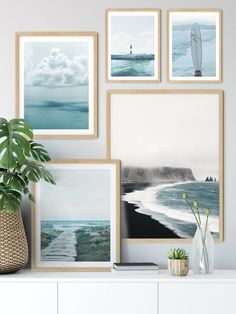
[172,13,216,26]
[24,41,89,88]
[40,168,111,220]
[111,15,155,54]
[110,93,220,180]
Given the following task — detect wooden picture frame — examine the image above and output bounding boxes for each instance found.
[107,90,224,243]
[167,9,222,83]
[16,32,98,139]
[106,8,161,83]
[31,160,120,271]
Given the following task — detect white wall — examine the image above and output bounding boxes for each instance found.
[0,0,235,268]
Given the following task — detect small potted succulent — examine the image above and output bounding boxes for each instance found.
[167,248,189,276]
[0,118,55,273]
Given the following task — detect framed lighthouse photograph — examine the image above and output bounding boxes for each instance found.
[167,9,222,83]
[106,9,160,83]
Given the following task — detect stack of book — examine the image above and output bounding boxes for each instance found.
[112,262,159,274]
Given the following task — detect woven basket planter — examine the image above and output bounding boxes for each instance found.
[0,206,28,274]
[168,259,189,276]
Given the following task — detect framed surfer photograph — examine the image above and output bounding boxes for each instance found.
[107,90,224,243]
[106,8,160,83]
[167,9,222,83]
[16,32,98,139]
[31,160,120,271]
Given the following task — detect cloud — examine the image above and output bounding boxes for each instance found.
[25,48,88,88]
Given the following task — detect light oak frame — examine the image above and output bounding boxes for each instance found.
[167,9,222,83]
[105,8,161,83]
[16,32,98,139]
[106,89,224,243]
[31,159,120,272]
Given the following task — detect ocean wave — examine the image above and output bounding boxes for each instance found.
[123,181,219,237]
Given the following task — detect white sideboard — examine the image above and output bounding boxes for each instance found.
[0,270,236,314]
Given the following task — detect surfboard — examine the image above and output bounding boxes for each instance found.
[190,23,202,76]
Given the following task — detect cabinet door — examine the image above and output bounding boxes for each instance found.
[59,282,158,314]
[0,282,57,314]
[159,283,236,314]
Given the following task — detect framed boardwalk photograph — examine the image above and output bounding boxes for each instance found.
[107,90,224,243]
[167,9,222,83]
[16,32,97,139]
[106,9,160,83]
[31,160,120,271]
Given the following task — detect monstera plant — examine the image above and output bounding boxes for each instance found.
[0,118,55,212]
[0,118,55,273]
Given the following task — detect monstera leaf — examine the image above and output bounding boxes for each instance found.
[20,160,56,185]
[0,172,27,191]
[0,183,22,212]
[0,118,33,169]
[0,117,55,211]
[29,141,51,162]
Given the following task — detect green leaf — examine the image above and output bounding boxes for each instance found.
[23,187,35,203]
[0,118,33,169]
[29,141,51,162]
[1,173,26,191]
[41,167,56,185]
[0,183,22,212]
[20,161,42,182]
[20,160,56,184]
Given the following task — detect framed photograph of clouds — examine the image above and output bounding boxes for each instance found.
[107,90,224,243]
[31,160,120,271]
[167,9,222,83]
[16,32,97,139]
[106,9,160,83]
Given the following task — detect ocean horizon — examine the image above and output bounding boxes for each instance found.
[24,86,89,129]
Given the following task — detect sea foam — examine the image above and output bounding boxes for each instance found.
[123,181,219,238]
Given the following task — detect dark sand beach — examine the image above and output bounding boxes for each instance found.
[121,182,180,239]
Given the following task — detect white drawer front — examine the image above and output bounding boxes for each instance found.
[159,283,236,314]
[0,282,57,314]
[59,282,158,314]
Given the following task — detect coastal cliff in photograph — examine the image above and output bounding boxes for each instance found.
[108,91,223,241]
[122,167,196,183]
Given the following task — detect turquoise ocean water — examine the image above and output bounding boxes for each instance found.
[24,86,89,130]
[172,24,216,77]
[111,56,154,77]
[123,181,219,238]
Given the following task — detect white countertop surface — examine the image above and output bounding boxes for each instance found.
[1,270,236,283]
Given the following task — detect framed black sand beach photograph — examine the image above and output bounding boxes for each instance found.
[106,9,160,83]
[167,9,222,83]
[16,32,98,139]
[107,90,224,243]
[31,160,120,271]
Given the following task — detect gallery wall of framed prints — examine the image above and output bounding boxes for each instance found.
[14,7,224,271]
